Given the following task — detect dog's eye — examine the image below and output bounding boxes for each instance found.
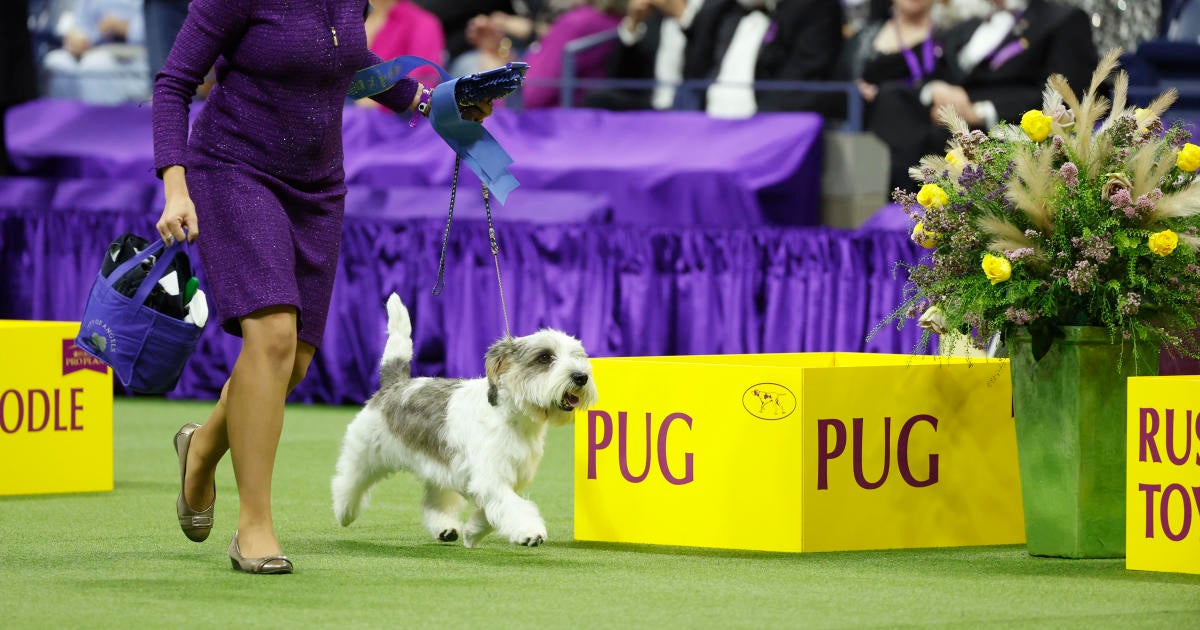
[536,351,553,364]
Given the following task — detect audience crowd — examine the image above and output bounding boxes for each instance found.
[2,0,1198,186]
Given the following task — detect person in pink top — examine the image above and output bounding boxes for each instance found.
[463,1,624,109]
[366,0,446,86]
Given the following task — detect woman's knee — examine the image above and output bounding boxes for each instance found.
[241,307,299,365]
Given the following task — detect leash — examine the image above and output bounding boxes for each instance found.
[433,156,512,337]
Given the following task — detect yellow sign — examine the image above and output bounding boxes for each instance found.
[1127,376,1200,575]
[574,353,1025,553]
[0,321,113,496]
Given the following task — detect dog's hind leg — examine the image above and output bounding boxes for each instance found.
[422,482,467,542]
[332,410,390,527]
[462,508,494,549]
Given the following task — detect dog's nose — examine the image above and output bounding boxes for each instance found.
[571,372,589,386]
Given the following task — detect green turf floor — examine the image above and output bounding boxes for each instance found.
[2,399,1198,629]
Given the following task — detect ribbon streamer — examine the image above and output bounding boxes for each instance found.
[348,56,522,203]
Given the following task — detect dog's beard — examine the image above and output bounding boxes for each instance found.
[511,374,597,417]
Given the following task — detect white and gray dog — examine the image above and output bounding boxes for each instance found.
[332,294,598,547]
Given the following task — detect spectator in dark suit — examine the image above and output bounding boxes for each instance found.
[869,0,1097,190]
[676,0,844,117]
[584,0,706,111]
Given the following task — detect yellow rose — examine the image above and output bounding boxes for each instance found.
[1149,229,1179,257]
[917,183,949,209]
[1177,143,1200,173]
[982,253,1012,285]
[1020,110,1053,142]
[1135,107,1152,132]
[912,221,939,249]
[945,152,959,166]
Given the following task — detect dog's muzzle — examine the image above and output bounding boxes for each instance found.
[559,391,581,411]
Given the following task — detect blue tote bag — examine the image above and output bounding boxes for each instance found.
[76,238,204,394]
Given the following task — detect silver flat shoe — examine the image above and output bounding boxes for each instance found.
[229,531,293,574]
[174,423,214,542]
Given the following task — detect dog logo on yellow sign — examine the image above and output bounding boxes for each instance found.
[742,383,796,420]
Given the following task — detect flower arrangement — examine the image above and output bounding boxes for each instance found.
[884,50,1200,363]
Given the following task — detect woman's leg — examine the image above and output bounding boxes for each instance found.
[181,305,319,558]
[182,341,317,520]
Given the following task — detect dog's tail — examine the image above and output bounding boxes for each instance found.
[380,293,413,389]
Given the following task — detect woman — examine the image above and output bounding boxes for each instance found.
[153,0,487,574]
[836,0,942,108]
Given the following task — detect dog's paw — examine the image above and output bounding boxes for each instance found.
[518,534,544,547]
[438,528,459,542]
[508,524,547,547]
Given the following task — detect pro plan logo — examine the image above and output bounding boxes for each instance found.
[742,383,796,420]
[62,338,106,375]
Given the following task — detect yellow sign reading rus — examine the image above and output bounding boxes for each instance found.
[1127,376,1200,575]
[0,321,113,496]
[574,353,1025,553]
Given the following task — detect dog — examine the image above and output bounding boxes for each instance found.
[331,293,598,548]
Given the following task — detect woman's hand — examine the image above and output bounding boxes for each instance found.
[156,165,199,244]
[857,79,879,103]
[458,99,493,123]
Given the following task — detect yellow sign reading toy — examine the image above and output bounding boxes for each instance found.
[0,321,113,496]
[574,353,1025,553]
[1127,376,1200,575]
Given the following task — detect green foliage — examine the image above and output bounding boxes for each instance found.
[883,92,1200,363]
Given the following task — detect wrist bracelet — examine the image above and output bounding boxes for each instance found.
[409,87,433,127]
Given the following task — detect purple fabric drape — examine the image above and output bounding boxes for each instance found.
[7,100,824,226]
[0,180,928,403]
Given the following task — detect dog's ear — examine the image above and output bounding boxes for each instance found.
[484,337,518,406]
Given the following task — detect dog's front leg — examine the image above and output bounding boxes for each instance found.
[462,508,494,548]
[466,485,546,547]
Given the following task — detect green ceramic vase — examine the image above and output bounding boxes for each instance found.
[1009,326,1159,558]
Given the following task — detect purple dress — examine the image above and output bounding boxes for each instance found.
[153,0,417,348]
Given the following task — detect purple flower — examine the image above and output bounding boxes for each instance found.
[1005,307,1034,325]
[1067,260,1097,294]
[1059,162,1079,188]
[1005,248,1035,261]
[1024,229,1040,239]
[1071,233,1113,264]
[958,164,986,190]
[1168,126,1194,148]
[1110,188,1134,217]
[1134,189,1163,217]
[1120,293,1141,316]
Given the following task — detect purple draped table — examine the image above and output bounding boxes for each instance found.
[6,99,823,226]
[0,176,929,403]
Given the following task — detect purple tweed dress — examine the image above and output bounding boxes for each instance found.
[152,0,417,348]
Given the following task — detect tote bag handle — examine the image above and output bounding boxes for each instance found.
[103,238,186,312]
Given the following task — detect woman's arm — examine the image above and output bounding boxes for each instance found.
[152,0,250,176]
[362,50,422,113]
[152,0,250,244]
